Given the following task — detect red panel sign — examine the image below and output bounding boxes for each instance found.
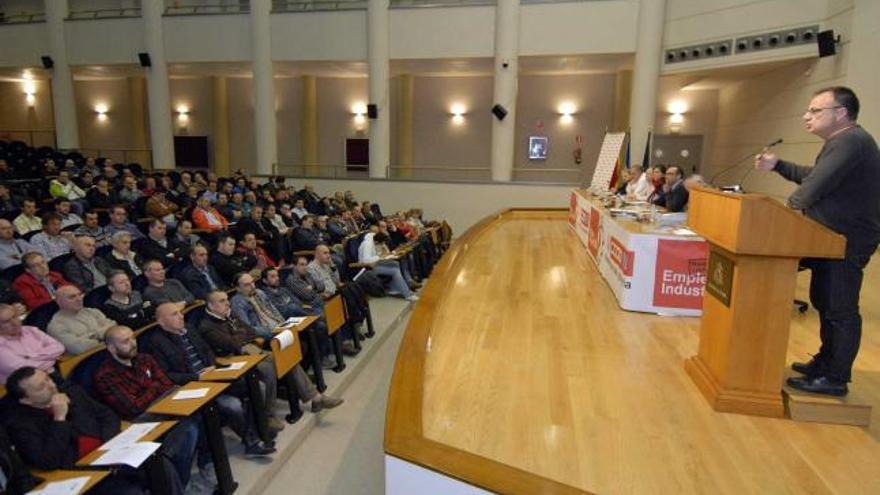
[608,236,634,276]
[652,239,708,309]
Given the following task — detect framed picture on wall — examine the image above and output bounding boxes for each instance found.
[528,136,548,160]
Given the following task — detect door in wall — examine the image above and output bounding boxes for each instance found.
[651,134,703,175]
[345,138,369,172]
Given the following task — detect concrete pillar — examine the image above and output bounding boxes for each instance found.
[212,76,231,177]
[301,75,319,176]
[613,70,632,132]
[490,0,520,182]
[395,74,414,179]
[250,0,278,176]
[847,0,880,134]
[142,0,175,169]
[628,0,667,159]
[44,0,79,150]
[127,77,150,167]
[367,0,390,179]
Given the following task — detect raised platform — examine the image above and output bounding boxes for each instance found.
[385,209,880,494]
[783,372,873,426]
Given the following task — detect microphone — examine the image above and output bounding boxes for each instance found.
[709,138,783,191]
[733,138,783,192]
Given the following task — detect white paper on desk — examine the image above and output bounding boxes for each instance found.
[27,476,90,495]
[172,388,209,400]
[274,329,295,350]
[91,442,161,468]
[100,422,160,451]
[280,316,307,327]
[216,361,246,371]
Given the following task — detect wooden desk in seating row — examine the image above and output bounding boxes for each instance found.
[569,188,708,316]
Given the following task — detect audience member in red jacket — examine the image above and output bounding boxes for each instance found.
[13,252,72,310]
[191,196,229,232]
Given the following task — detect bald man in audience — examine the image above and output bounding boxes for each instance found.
[142,259,195,306]
[0,303,65,384]
[47,285,117,355]
[147,302,276,457]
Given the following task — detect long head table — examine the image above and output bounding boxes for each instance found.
[569,188,708,316]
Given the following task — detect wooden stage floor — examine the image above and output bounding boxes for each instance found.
[420,210,880,494]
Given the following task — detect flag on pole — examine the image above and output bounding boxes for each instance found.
[610,132,631,191]
[641,130,652,170]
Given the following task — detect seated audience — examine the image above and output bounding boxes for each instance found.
[230,272,288,338]
[0,426,41,494]
[49,170,87,214]
[13,198,41,236]
[199,290,342,418]
[146,302,276,457]
[102,271,154,329]
[0,304,65,384]
[292,198,308,219]
[238,232,277,270]
[48,285,117,355]
[0,218,41,270]
[179,244,227,299]
[358,232,418,301]
[2,367,176,494]
[264,203,290,235]
[86,177,118,210]
[74,210,110,247]
[105,205,144,241]
[215,193,239,221]
[211,234,257,286]
[104,231,143,279]
[142,259,196,306]
[138,218,189,267]
[174,219,200,247]
[63,235,112,291]
[30,213,73,260]
[13,252,71,310]
[237,205,281,256]
[118,176,143,204]
[94,326,204,492]
[55,198,84,229]
[291,214,322,252]
[191,196,229,232]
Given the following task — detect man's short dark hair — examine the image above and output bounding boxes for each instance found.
[22,198,36,206]
[374,232,389,244]
[217,233,236,245]
[54,198,70,207]
[150,218,165,229]
[42,212,63,224]
[110,205,127,215]
[233,271,250,286]
[6,366,38,401]
[816,86,859,120]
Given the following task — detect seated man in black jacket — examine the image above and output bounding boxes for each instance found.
[2,367,180,494]
[210,234,257,286]
[63,235,113,292]
[146,302,275,458]
[178,244,227,300]
[291,214,322,252]
[0,425,41,494]
[657,166,690,213]
[137,219,189,267]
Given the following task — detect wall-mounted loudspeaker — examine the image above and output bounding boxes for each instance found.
[40,56,53,69]
[491,104,507,121]
[367,104,378,119]
[138,52,152,67]
[817,30,838,58]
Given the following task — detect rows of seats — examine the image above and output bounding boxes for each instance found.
[0,141,452,494]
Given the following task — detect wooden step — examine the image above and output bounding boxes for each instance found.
[782,372,872,427]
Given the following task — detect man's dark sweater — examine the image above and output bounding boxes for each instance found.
[774,126,880,255]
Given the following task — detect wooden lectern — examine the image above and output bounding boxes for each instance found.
[684,187,846,417]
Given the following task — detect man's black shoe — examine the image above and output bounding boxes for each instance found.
[791,356,822,376]
[244,442,276,457]
[786,375,848,396]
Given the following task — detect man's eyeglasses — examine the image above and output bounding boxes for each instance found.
[805,106,843,115]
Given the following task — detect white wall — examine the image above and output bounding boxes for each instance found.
[520,0,638,55]
[296,177,571,234]
[386,455,491,495]
[65,18,145,65]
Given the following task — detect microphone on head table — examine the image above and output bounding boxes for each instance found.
[710,138,783,193]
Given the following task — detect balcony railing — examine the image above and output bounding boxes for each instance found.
[0,11,45,24]
[67,8,142,20]
[273,163,581,184]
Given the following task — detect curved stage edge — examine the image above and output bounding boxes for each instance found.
[384,208,589,495]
